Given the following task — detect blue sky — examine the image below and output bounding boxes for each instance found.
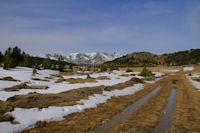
[0,0,200,55]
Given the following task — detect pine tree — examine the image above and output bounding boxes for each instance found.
[42,57,51,69]
[100,64,107,72]
[11,46,22,67]
[58,57,65,72]
[87,73,91,79]
[139,67,153,77]
[0,52,3,64]
[22,54,30,67]
[32,68,37,75]
[3,47,12,69]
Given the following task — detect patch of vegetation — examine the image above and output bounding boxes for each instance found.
[99,64,107,72]
[139,67,154,77]
[32,68,37,75]
[0,76,20,82]
[4,83,49,91]
[31,78,49,82]
[65,78,97,84]
[126,68,133,72]
[96,76,110,80]
[191,77,200,82]
[87,73,91,79]
[0,114,14,122]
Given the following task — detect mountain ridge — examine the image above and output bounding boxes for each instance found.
[37,52,122,65]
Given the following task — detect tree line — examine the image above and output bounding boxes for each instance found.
[0,46,74,71]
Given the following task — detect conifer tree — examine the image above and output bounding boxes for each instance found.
[100,64,107,72]
[0,52,3,64]
[10,46,22,67]
[32,68,37,75]
[42,57,51,69]
[139,67,153,77]
[22,54,30,67]
[3,47,12,69]
[58,57,65,72]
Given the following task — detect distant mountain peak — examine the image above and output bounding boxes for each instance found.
[37,52,122,65]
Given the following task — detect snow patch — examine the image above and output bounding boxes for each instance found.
[183,67,194,72]
[186,74,200,90]
[161,69,179,72]
[0,84,144,133]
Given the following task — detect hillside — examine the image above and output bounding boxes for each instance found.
[104,49,200,67]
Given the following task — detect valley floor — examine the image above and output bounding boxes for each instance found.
[0,66,200,133]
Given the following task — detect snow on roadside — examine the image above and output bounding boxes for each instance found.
[144,78,162,84]
[161,69,179,72]
[153,72,164,77]
[0,84,144,133]
[186,74,200,90]
[183,67,194,72]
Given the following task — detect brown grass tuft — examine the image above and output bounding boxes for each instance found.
[96,76,110,80]
[0,76,20,82]
[4,83,49,91]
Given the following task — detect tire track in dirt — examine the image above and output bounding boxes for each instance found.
[94,86,161,133]
[113,76,174,133]
[154,87,177,133]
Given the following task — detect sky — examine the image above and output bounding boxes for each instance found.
[0,0,200,55]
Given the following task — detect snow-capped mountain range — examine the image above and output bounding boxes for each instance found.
[37,52,122,65]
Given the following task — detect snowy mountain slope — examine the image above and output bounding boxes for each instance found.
[37,52,122,65]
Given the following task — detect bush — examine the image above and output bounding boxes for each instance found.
[100,65,107,72]
[126,68,133,72]
[87,73,91,79]
[32,68,37,75]
[139,67,153,77]
[109,65,119,71]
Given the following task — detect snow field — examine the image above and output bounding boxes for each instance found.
[0,84,144,133]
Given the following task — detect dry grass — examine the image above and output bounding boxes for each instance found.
[0,76,20,82]
[55,77,97,83]
[0,78,143,122]
[31,78,50,82]
[113,76,173,133]
[172,73,200,133]
[96,76,110,80]
[21,77,167,133]
[191,77,200,82]
[0,114,14,122]
[119,66,182,72]
[54,77,65,83]
[57,72,74,76]
[4,83,49,91]
[65,78,97,84]
[120,74,135,77]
